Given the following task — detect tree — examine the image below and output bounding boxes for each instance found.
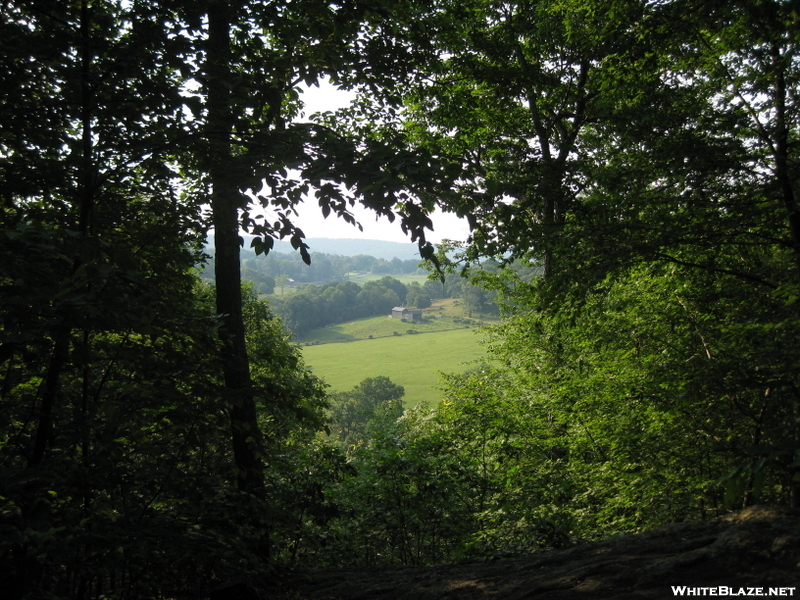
[322,287,348,322]
[2,0,412,593]
[257,276,276,295]
[388,0,800,509]
[559,0,800,504]
[320,366,575,566]
[242,266,276,294]
[201,0,267,500]
[0,0,196,472]
[392,0,647,279]
[364,276,408,304]
[353,284,395,317]
[0,3,239,594]
[270,0,800,554]
[423,279,445,300]
[406,289,432,309]
[460,284,487,317]
[243,285,328,447]
[182,0,453,505]
[329,376,405,447]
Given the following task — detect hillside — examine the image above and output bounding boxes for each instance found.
[208,236,426,261]
[264,506,800,600]
[294,238,425,261]
[295,306,486,343]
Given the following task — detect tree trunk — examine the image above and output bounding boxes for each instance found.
[770,41,800,508]
[206,0,265,497]
[29,0,95,469]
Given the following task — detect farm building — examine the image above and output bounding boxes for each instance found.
[391,307,423,323]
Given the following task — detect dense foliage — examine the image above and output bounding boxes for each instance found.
[0,0,421,596]
[268,0,800,570]
[2,0,799,595]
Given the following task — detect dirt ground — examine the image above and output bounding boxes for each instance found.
[266,506,800,600]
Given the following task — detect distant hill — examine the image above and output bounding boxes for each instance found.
[207,236,426,261]
[291,238,424,261]
[264,238,475,262]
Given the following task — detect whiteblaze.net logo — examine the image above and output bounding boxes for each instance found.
[672,587,796,597]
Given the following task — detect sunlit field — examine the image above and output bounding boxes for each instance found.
[300,328,488,407]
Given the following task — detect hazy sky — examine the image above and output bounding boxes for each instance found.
[283,81,470,244]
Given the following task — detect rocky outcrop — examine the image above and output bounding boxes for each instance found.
[273,506,800,599]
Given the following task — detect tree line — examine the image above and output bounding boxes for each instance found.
[202,246,500,334]
[2,0,799,597]
[274,277,411,334]
[267,273,497,335]
[202,247,429,293]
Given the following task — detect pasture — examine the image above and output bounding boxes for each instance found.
[294,297,496,344]
[300,328,489,407]
[295,313,483,344]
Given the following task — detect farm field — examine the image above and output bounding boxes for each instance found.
[294,298,497,344]
[300,328,488,408]
[294,314,484,344]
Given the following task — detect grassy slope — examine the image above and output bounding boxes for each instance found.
[295,298,496,344]
[300,328,488,408]
[296,315,476,343]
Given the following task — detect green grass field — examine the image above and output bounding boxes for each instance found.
[295,314,484,344]
[294,298,497,344]
[300,328,488,407]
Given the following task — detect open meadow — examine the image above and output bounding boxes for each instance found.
[300,328,488,407]
[295,313,483,343]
